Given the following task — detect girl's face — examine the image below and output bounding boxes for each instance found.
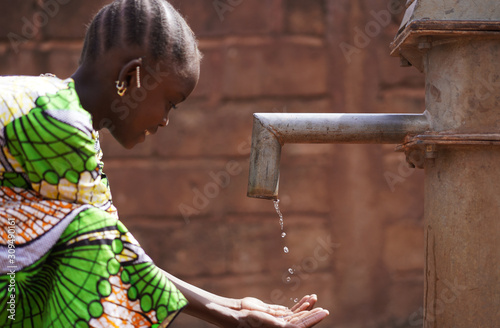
[110,60,199,149]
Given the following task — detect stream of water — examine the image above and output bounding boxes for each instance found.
[273,199,298,303]
[273,199,288,254]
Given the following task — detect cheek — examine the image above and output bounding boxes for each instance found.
[109,127,133,149]
[111,116,142,140]
[149,105,167,124]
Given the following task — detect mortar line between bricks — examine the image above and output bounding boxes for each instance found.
[178,268,336,282]
[123,215,219,223]
[197,35,325,49]
[217,94,331,103]
[103,156,336,169]
[224,212,331,220]
[103,156,250,167]
[122,213,331,224]
[0,40,84,52]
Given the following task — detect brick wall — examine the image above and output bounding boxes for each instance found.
[0,1,427,327]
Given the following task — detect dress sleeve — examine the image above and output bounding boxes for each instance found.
[3,83,113,208]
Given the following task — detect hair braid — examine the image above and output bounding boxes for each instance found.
[80,9,105,62]
[103,1,122,52]
[148,0,168,61]
[124,0,147,47]
[79,0,199,67]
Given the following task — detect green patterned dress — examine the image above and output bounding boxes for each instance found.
[0,76,187,327]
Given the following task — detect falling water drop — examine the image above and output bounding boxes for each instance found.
[281,232,286,238]
[286,277,291,283]
[283,246,289,253]
[288,268,294,274]
[294,298,299,303]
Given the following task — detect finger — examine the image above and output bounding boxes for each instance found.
[290,295,311,312]
[266,304,294,317]
[298,310,330,328]
[241,297,291,315]
[307,294,317,306]
[296,302,311,313]
[292,294,318,312]
[288,309,329,328]
[243,312,281,328]
[289,308,329,323]
[286,308,321,322]
[302,295,318,310]
[302,295,317,311]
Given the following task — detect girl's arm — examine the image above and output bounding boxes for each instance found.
[161,269,329,328]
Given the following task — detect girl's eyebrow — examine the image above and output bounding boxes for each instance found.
[173,94,187,109]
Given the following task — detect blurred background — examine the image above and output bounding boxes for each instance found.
[0,1,426,327]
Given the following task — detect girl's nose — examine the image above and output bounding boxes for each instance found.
[160,117,169,127]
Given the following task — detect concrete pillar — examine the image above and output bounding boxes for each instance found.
[423,38,500,327]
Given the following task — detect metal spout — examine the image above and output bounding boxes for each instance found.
[247,113,430,199]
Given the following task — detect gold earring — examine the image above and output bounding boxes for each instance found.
[136,66,141,89]
[115,80,127,97]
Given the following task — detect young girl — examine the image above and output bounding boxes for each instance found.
[0,1,329,327]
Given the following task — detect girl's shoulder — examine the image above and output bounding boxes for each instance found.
[0,75,93,136]
[0,75,74,100]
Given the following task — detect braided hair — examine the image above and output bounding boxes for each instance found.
[80,0,200,69]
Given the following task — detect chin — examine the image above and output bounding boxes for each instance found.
[122,142,136,150]
[111,130,143,149]
[123,136,144,149]
[112,136,139,150]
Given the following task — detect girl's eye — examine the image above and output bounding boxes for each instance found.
[169,101,177,110]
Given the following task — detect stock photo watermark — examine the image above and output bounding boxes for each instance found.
[8,0,73,53]
[407,278,467,326]
[213,0,244,22]
[232,234,339,328]
[384,150,423,192]
[178,105,288,223]
[339,0,404,64]
[5,217,17,321]
[384,70,500,192]
[105,62,173,130]
[177,160,244,222]
[471,71,500,109]
[270,235,340,305]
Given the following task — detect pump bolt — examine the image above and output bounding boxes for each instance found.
[425,144,437,159]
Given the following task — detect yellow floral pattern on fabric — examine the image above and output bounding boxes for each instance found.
[0,76,186,327]
[0,76,116,216]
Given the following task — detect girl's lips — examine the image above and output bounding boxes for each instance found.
[146,128,159,136]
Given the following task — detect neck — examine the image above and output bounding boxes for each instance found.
[71,64,113,131]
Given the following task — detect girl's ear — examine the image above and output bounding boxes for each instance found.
[116,58,143,89]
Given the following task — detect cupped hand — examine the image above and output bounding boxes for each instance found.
[232,295,329,328]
